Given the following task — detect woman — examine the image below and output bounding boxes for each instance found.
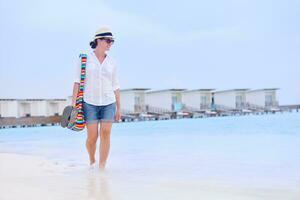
[72,27,121,170]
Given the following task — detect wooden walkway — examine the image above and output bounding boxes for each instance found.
[279,104,300,111]
[0,104,299,129]
[0,116,61,128]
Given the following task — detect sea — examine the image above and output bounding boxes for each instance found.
[0,112,299,199]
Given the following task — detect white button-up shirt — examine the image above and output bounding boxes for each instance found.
[74,51,120,106]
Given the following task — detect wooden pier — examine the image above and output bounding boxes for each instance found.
[0,116,61,128]
[279,104,300,112]
[0,104,299,129]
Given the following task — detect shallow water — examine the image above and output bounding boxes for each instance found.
[1,112,300,199]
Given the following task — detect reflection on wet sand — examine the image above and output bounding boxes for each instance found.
[86,171,112,200]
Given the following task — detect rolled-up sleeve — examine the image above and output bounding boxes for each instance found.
[112,66,120,91]
[74,58,81,83]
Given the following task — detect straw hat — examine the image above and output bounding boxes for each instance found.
[92,27,114,41]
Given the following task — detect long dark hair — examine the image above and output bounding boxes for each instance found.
[90,39,98,49]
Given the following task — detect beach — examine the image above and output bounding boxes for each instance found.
[1,153,298,200]
[1,113,300,200]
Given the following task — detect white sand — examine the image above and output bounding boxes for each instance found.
[0,153,299,200]
[0,153,80,200]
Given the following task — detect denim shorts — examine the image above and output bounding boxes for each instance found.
[83,101,116,124]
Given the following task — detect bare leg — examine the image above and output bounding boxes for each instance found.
[86,123,99,165]
[99,122,113,169]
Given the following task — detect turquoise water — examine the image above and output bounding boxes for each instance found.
[1,112,300,190]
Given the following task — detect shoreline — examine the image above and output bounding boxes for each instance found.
[0,152,299,200]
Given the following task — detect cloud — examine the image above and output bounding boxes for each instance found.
[0,0,245,44]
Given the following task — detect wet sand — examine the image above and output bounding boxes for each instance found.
[1,153,299,200]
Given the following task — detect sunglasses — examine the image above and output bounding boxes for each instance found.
[100,38,114,44]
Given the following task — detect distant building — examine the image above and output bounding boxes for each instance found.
[0,99,67,118]
[213,89,249,110]
[67,96,73,106]
[0,88,282,119]
[46,99,67,116]
[145,89,186,112]
[0,99,18,118]
[246,88,279,108]
[120,88,151,114]
[182,89,214,111]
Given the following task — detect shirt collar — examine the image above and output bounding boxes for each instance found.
[89,50,109,65]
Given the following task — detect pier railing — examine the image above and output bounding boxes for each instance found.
[182,105,200,112]
[212,104,235,111]
[245,103,265,111]
[265,101,279,108]
[134,104,148,113]
[279,104,300,112]
[145,105,172,115]
[122,105,172,116]
[236,102,246,110]
[200,104,211,110]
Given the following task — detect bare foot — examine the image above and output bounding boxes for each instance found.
[90,159,96,165]
[89,162,97,170]
[99,163,106,170]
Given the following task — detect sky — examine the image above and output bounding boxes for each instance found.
[0,0,299,104]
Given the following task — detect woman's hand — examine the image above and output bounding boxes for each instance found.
[115,109,121,122]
